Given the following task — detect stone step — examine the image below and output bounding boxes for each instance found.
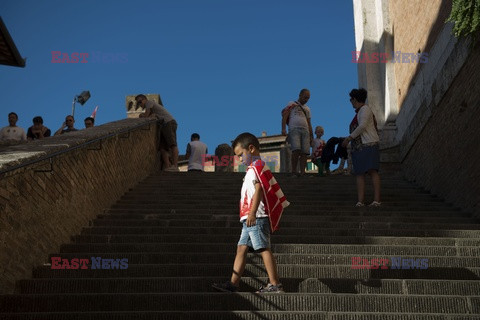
[46,252,480,267]
[104,208,472,218]
[120,191,441,199]
[88,219,480,230]
[15,277,480,295]
[138,177,414,185]
[94,214,477,225]
[109,203,460,212]
[125,190,435,199]
[80,226,480,238]
[58,243,477,256]
[72,234,480,246]
[128,187,429,195]
[114,199,448,206]
[1,311,479,320]
[0,293,477,313]
[32,264,480,280]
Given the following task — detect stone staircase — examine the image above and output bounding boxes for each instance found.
[1,172,480,319]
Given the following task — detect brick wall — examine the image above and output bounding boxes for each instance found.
[402,41,480,217]
[390,0,452,109]
[0,118,161,293]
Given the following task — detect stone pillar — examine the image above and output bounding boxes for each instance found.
[215,143,234,172]
[353,0,398,147]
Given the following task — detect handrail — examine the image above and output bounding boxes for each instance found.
[0,119,158,176]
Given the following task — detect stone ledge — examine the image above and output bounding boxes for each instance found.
[0,118,156,173]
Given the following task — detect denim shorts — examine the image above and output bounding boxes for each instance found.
[237,218,271,251]
[288,127,310,154]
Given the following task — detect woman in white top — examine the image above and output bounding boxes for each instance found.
[342,88,381,207]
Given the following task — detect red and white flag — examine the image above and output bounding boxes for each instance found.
[91,106,99,118]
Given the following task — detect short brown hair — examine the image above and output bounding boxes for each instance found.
[232,132,260,150]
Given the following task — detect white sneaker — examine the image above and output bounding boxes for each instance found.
[368,201,381,207]
[355,202,365,207]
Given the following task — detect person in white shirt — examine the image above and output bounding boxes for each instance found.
[281,89,314,176]
[185,133,208,172]
[342,88,381,207]
[0,112,27,144]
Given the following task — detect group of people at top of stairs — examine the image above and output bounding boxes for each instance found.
[281,88,381,207]
[134,88,381,206]
[134,89,381,295]
[0,113,95,145]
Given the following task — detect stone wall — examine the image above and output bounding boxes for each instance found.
[353,0,479,216]
[402,40,480,217]
[0,118,161,293]
[390,0,452,109]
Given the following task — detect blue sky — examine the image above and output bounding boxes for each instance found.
[1,0,358,159]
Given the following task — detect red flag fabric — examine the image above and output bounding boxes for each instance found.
[91,106,99,118]
[249,159,289,233]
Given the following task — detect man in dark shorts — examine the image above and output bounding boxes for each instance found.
[136,94,179,171]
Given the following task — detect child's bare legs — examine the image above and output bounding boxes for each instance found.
[230,245,249,286]
[260,249,280,285]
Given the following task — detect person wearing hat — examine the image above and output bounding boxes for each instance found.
[27,116,51,140]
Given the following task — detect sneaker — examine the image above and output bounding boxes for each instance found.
[164,166,179,172]
[355,202,365,207]
[212,281,238,293]
[368,201,382,207]
[256,283,284,293]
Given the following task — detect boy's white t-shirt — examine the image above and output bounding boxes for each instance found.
[239,168,267,222]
